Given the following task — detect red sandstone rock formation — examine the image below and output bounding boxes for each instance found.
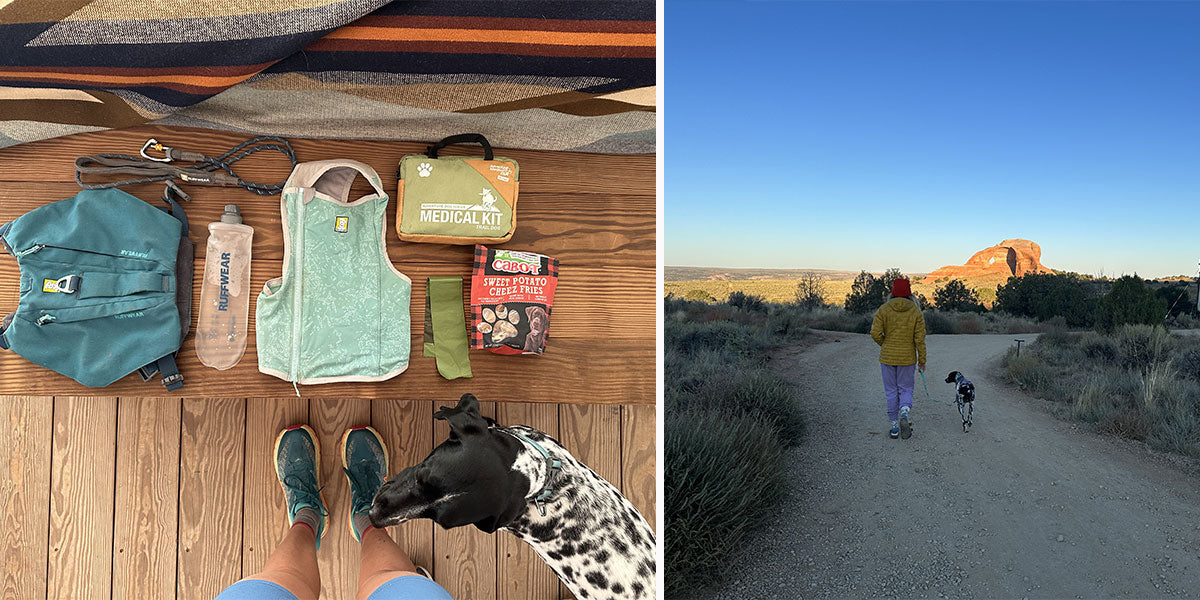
[925,239,1052,281]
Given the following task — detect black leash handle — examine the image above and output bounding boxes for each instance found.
[75,135,298,196]
[426,133,493,161]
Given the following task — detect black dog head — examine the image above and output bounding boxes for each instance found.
[368,394,529,533]
[945,371,961,384]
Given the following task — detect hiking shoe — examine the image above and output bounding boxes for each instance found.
[342,425,389,542]
[274,424,329,549]
[900,413,912,440]
[889,421,900,439]
[900,406,910,421]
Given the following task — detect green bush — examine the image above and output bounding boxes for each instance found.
[934,279,985,312]
[665,410,785,598]
[924,311,954,334]
[994,272,1096,327]
[684,289,716,302]
[1095,276,1167,333]
[1079,332,1119,362]
[1006,351,1056,395]
[954,314,982,334]
[727,291,767,313]
[667,320,757,357]
[844,268,910,314]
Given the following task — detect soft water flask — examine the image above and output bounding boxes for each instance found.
[196,204,253,370]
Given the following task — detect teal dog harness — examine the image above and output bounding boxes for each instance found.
[256,160,412,385]
[0,187,191,389]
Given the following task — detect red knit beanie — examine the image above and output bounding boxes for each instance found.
[891,278,911,298]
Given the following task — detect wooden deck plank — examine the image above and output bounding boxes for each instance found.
[0,126,656,200]
[0,187,654,268]
[432,399,498,599]
[241,397,308,577]
[177,398,246,600]
[112,397,182,600]
[311,397,372,598]
[0,262,654,341]
[621,404,657,529]
[0,126,655,402]
[496,402,561,600]
[0,396,52,600]
[371,399,435,575]
[558,404,623,600]
[47,396,117,600]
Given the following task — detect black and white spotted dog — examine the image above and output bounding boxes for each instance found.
[945,371,975,432]
[369,394,656,600]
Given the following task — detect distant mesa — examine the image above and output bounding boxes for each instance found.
[925,239,1053,282]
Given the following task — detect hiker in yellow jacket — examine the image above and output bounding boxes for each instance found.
[871,278,926,440]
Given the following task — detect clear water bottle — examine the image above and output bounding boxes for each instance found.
[196,204,253,370]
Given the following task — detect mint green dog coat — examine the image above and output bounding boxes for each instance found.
[256,160,411,384]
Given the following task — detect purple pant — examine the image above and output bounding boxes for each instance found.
[881,363,916,421]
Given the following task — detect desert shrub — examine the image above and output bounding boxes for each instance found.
[1038,326,1073,348]
[1079,332,1119,362]
[727,291,767,313]
[1006,351,1056,395]
[1095,276,1167,333]
[1097,409,1149,441]
[672,369,805,446]
[934,279,985,312]
[764,306,810,339]
[1114,324,1174,370]
[1170,313,1200,330]
[954,313,982,334]
[1176,343,1200,381]
[665,410,785,597]
[994,272,1096,327]
[1073,378,1119,423]
[924,311,954,335]
[683,289,716,302]
[1145,385,1200,457]
[667,320,753,357]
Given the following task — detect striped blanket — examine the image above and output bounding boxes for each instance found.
[0,1,655,153]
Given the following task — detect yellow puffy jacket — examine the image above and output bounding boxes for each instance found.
[871,297,927,366]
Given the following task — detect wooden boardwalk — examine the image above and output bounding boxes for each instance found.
[0,128,655,599]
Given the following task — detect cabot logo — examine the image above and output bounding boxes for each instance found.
[492,250,541,275]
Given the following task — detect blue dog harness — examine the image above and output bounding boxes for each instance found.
[0,187,192,389]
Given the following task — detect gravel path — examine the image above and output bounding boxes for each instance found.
[700,332,1200,599]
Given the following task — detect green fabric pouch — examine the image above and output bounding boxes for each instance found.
[424,276,472,380]
[396,134,519,245]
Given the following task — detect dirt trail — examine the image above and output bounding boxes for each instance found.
[702,332,1200,599]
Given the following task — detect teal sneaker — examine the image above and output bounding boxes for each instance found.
[274,424,329,549]
[900,407,912,439]
[889,421,900,439]
[341,425,390,542]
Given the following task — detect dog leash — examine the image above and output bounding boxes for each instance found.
[75,135,298,195]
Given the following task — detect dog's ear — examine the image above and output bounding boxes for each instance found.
[434,394,487,438]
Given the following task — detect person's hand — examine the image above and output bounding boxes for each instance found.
[919,363,926,373]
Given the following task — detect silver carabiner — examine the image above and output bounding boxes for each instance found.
[140,138,173,162]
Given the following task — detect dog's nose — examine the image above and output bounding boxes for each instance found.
[368,504,387,528]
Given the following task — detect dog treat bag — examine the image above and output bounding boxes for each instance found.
[470,245,558,355]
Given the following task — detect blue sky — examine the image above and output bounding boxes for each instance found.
[666,1,1200,278]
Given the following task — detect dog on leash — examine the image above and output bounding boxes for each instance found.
[945,371,975,432]
[369,394,656,599]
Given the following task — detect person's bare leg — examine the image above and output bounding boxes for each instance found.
[356,526,422,600]
[242,523,322,600]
